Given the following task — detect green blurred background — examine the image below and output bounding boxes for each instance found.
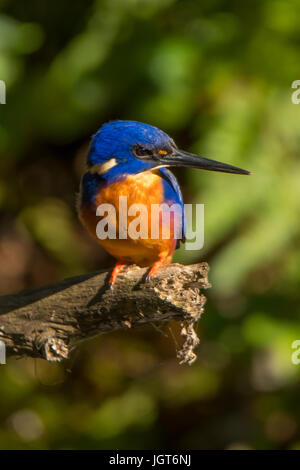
[0,0,300,450]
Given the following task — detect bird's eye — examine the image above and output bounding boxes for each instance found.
[134,145,153,158]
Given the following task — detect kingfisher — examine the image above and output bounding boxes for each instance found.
[78,120,250,287]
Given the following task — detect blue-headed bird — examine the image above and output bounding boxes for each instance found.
[78,120,250,287]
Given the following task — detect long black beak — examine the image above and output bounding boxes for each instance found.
[161,149,250,175]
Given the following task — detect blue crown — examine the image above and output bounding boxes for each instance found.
[87,120,173,166]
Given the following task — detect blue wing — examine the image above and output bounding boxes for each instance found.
[158,168,186,247]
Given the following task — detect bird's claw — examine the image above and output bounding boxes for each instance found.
[109,282,115,291]
[108,261,129,290]
[145,260,166,282]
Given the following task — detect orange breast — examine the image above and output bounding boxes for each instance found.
[79,171,177,267]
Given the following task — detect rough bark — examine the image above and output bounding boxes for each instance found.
[0,263,210,365]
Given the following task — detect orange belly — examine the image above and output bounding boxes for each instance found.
[79,171,177,267]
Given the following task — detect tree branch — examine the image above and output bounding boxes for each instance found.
[0,263,210,365]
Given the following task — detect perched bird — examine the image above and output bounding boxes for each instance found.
[78,120,250,287]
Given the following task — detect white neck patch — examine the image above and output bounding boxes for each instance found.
[88,158,118,175]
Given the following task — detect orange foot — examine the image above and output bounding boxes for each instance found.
[109,260,130,289]
[146,257,171,282]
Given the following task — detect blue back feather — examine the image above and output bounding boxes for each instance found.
[159,168,186,244]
